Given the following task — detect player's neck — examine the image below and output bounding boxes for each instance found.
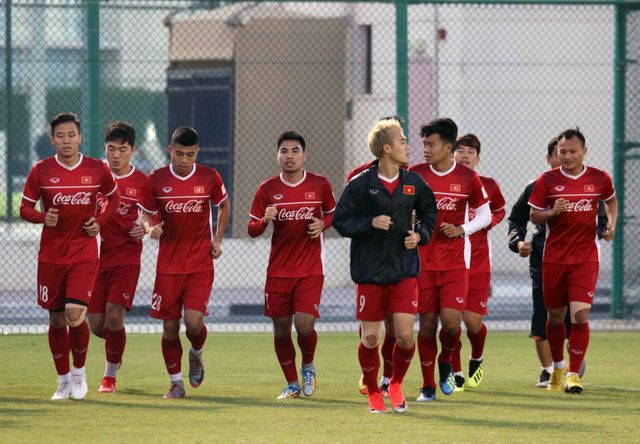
[56,152,81,167]
[281,169,304,184]
[431,157,453,173]
[561,164,585,176]
[377,158,400,179]
[111,163,132,177]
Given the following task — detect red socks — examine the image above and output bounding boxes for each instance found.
[438,327,461,364]
[568,322,589,373]
[274,336,298,383]
[390,343,415,384]
[161,336,183,375]
[186,325,207,351]
[297,330,318,366]
[105,328,126,365]
[452,339,463,373]
[546,320,567,363]
[467,323,487,360]
[381,334,396,379]
[417,334,437,388]
[68,320,90,368]
[358,342,380,394]
[48,325,71,375]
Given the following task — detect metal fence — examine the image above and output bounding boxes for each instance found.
[1,0,638,333]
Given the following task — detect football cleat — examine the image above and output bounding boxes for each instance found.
[51,380,72,400]
[536,369,551,388]
[277,383,301,400]
[466,359,484,388]
[163,381,186,399]
[188,348,205,388]
[98,376,116,393]
[416,386,437,402]
[358,375,368,395]
[564,373,583,394]
[454,374,466,392]
[301,365,317,397]
[367,391,387,414]
[388,382,407,413]
[438,361,456,395]
[547,366,567,392]
[380,382,390,398]
[70,368,88,400]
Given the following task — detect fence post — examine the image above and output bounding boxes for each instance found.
[611,4,627,319]
[86,0,100,158]
[4,0,12,220]
[396,0,409,131]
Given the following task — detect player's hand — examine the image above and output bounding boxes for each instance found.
[517,241,532,257]
[129,223,146,240]
[440,222,464,238]
[44,208,59,227]
[307,217,325,239]
[211,239,222,259]
[149,221,164,240]
[404,230,421,249]
[82,217,100,237]
[552,198,569,216]
[371,215,393,230]
[263,205,277,224]
[602,222,616,241]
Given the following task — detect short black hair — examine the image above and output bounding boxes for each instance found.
[558,127,586,147]
[420,117,458,146]
[171,127,199,146]
[105,121,136,146]
[454,133,481,155]
[547,136,559,157]
[50,112,81,135]
[277,131,306,151]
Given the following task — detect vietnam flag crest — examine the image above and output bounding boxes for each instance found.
[125,188,137,197]
[194,186,205,194]
[584,184,595,193]
[403,185,415,195]
[305,192,316,200]
[450,183,461,192]
[81,176,92,184]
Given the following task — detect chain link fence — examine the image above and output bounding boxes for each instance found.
[1,0,638,333]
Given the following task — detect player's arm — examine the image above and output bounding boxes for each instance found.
[528,175,567,225]
[601,196,618,241]
[19,166,52,225]
[413,180,437,246]
[308,180,337,239]
[83,186,120,237]
[488,182,507,230]
[508,184,532,256]
[333,181,377,238]
[211,196,230,259]
[138,209,164,240]
[248,185,272,238]
[596,200,609,240]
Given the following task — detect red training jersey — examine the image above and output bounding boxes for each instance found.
[98,165,147,268]
[528,165,614,264]
[469,176,506,274]
[139,164,228,274]
[248,171,336,278]
[409,161,489,270]
[22,154,118,264]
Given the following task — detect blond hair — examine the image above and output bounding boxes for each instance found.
[368,119,402,159]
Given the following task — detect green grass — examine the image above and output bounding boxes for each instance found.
[1,332,639,443]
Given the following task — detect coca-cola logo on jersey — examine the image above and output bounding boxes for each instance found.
[165,199,204,213]
[52,192,92,206]
[116,202,132,215]
[564,199,593,212]
[437,197,458,211]
[278,207,315,221]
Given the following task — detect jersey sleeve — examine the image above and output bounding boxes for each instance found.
[488,180,507,229]
[138,175,158,214]
[249,183,269,221]
[22,165,41,203]
[528,175,548,210]
[469,172,489,209]
[211,170,228,207]
[600,171,615,201]
[100,163,118,196]
[322,178,337,214]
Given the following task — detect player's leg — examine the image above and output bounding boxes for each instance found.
[292,276,323,397]
[463,272,490,389]
[183,270,213,390]
[543,264,570,392]
[98,302,126,392]
[380,314,396,396]
[530,271,553,387]
[161,319,185,398]
[87,266,110,340]
[416,271,438,401]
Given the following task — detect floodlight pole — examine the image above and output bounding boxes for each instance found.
[396,0,409,132]
[5,0,13,220]
[86,0,100,158]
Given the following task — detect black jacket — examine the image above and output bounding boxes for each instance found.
[333,166,437,285]
[507,179,608,271]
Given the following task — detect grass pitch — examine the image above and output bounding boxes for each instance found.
[1,331,639,443]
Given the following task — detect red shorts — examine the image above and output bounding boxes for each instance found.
[418,269,469,314]
[264,276,324,318]
[465,272,491,316]
[87,265,141,314]
[150,271,214,320]
[542,262,599,310]
[355,277,418,322]
[37,260,99,311]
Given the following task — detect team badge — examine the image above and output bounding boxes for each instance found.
[50,177,60,184]
[162,187,172,193]
[194,186,205,194]
[450,184,461,192]
[125,188,137,197]
[403,185,415,195]
[273,194,283,201]
[81,176,92,184]
[584,185,595,193]
[305,192,316,200]
[369,188,379,195]
[555,186,565,191]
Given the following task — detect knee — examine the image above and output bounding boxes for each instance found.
[362,334,379,348]
[419,320,437,338]
[65,308,86,327]
[162,321,180,339]
[395,333,414,349]
[185,320,203,337]
[464,318,481,334]
[105,312,124,331]
[573,309,590,324]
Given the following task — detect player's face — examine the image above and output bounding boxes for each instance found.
[385,128,409,165]
[454,145,479,170]
[422,133,451,165]
[51,122,82,160]
[546,147,561,169]
[277,140,306,174]
[169,144,198,176]
[105,139,134,176]
[557,137,587,174]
